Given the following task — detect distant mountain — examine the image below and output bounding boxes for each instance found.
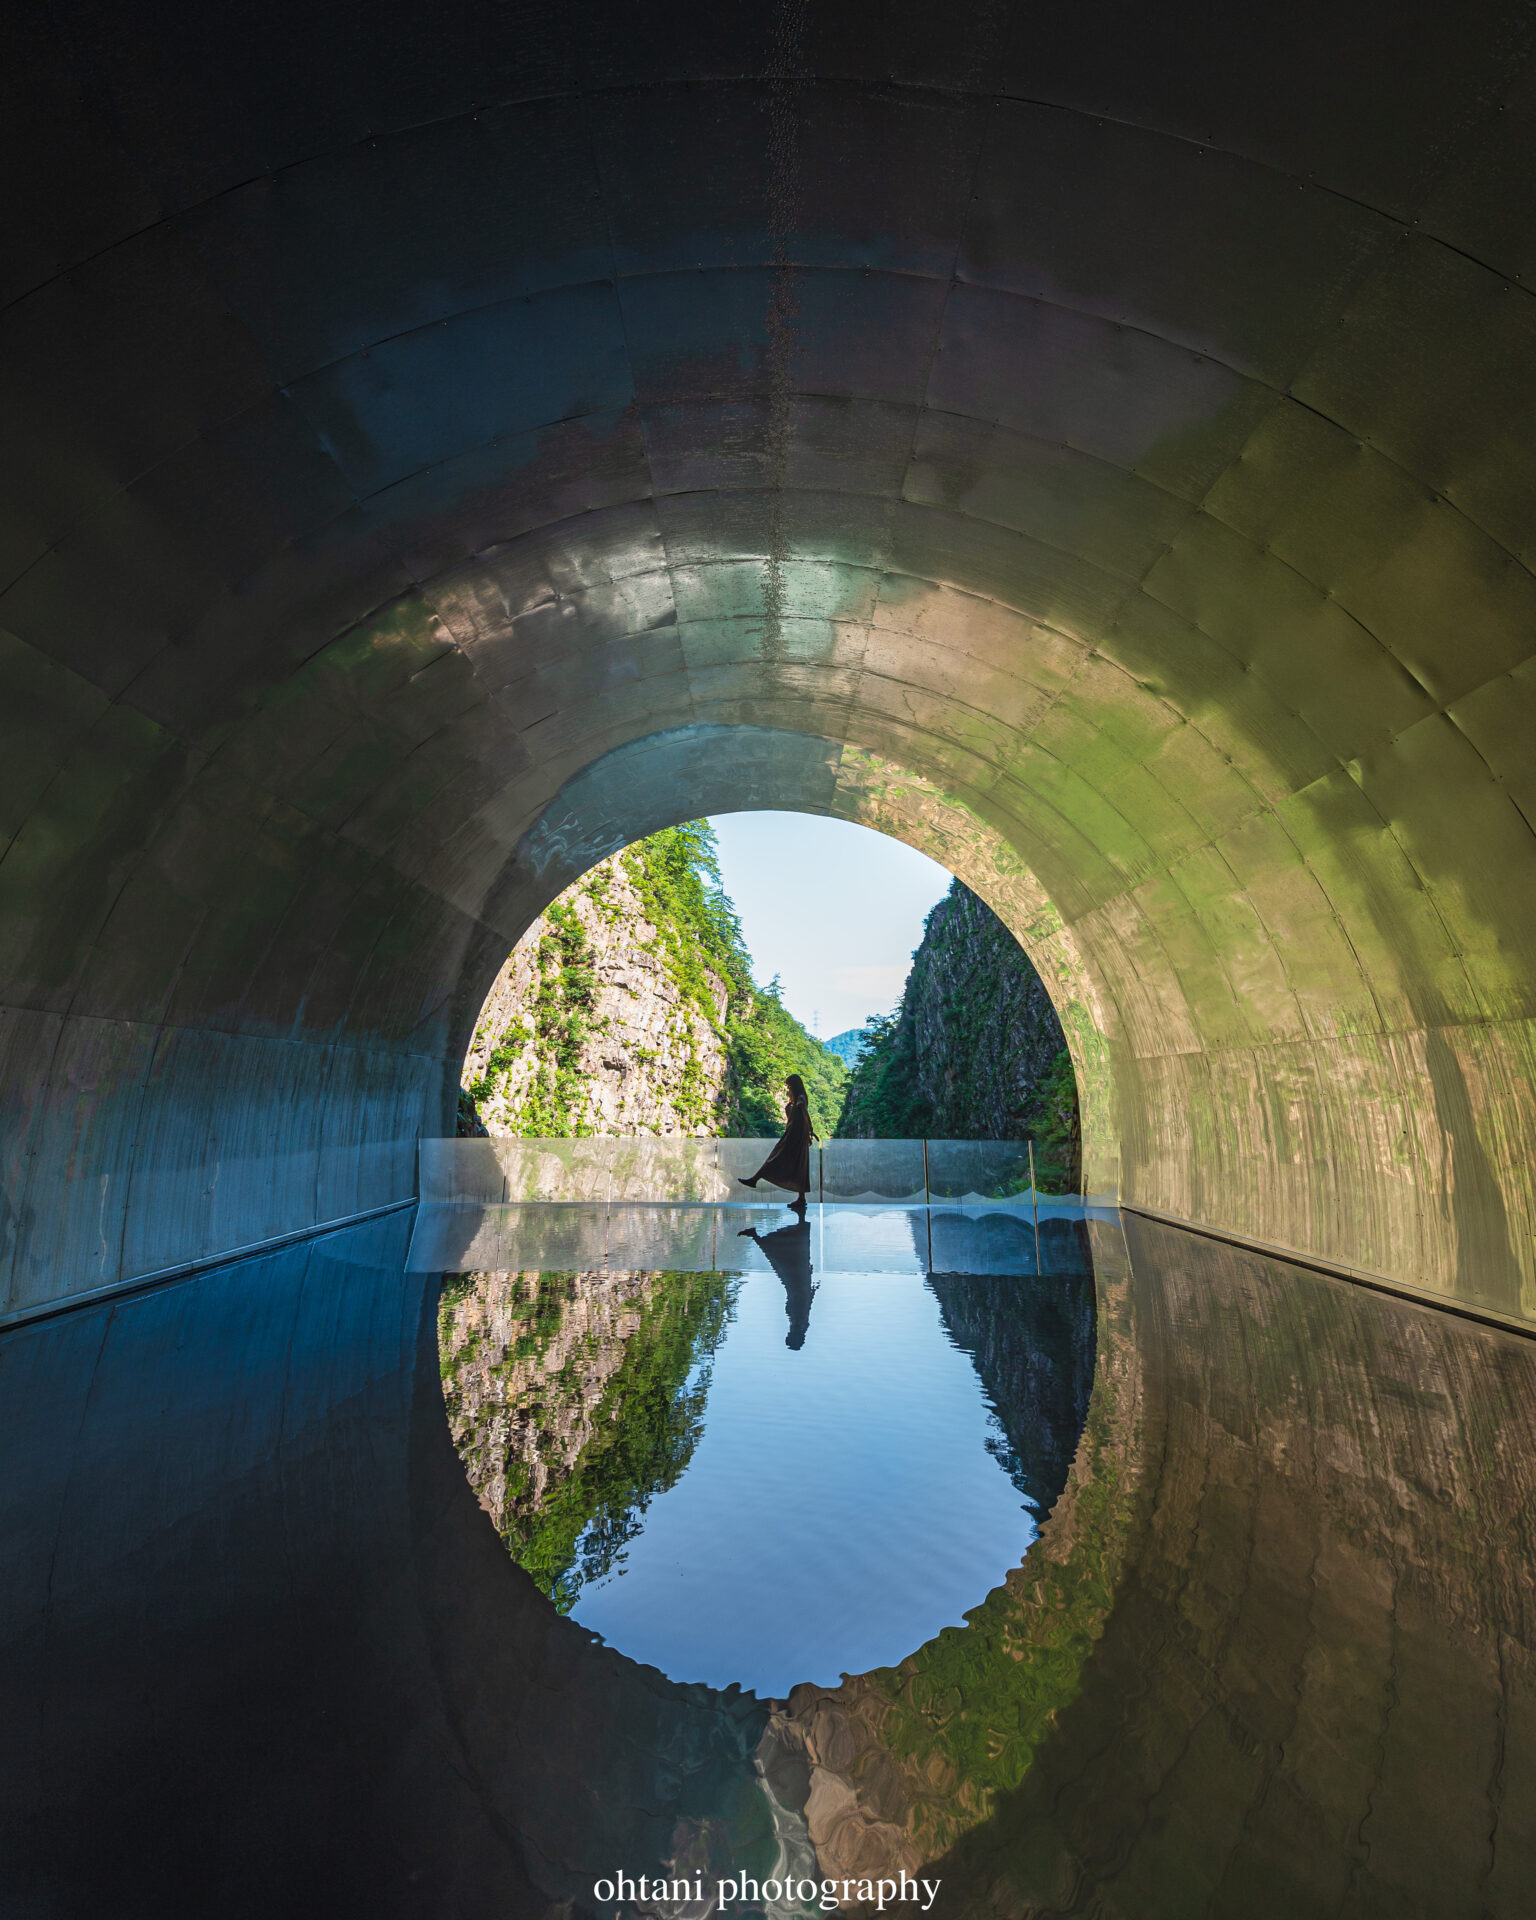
[823,1028,869,1066]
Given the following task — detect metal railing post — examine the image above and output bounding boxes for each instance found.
[923,1137,934,1270]
[1028,1137,1041,1271]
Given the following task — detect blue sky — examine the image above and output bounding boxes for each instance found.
[707,812,954,1038]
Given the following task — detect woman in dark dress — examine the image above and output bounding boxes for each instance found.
[738,1073,817,1207]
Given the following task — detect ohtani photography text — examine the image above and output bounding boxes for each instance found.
[592,1871,942,1912]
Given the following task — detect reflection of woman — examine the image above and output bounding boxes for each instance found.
[738,1216,816,1349]
[737,1073,818,1208]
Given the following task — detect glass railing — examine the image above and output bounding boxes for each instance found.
[420,1137,1071,1207]
[819,1138,928,1204]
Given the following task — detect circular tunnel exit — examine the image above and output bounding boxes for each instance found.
[433,807,1096,1702]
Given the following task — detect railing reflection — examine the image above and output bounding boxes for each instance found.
[408,1200,1098,1277]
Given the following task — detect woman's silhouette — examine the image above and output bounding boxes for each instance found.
[738,1073,818,1208]
[737,1217,816,1348]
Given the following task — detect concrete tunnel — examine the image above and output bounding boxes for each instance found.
[4,0,1536,1326]
[2,0,1536,1912]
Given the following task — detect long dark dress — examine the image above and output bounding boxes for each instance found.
[747,1093,814,1195]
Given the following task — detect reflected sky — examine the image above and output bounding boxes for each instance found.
[573,1268,1041,1694]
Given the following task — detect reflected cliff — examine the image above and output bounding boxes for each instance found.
[439,1267,738,1612]
[928,1268,1094,1520]
[439,1227,1097,1695]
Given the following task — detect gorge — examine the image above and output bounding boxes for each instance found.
[459,825,1078,1162]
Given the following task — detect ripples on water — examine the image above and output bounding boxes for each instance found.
[438,1210,1095,1697]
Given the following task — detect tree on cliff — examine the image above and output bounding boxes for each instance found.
[461,822,847,1139]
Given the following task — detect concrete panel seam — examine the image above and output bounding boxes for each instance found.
[0,1198,417,1337]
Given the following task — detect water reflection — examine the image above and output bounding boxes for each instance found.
[928,1268,1094,1518]
[739,1218,817,1348]
[9,1207,1533,1916]
[438,1222,1096,1693]
[765,1218,1536,1911]
[438,1267,739,1613]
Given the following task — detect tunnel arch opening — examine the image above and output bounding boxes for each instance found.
[6,8,1536,1915]
[8,498,1531,1327]
[454,739,1103,1171]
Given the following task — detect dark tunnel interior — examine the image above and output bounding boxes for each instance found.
[2,0,1535,1913]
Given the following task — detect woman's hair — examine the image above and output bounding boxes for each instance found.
[785,1072,808,1100]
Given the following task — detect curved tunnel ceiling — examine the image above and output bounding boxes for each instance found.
[2,0,1535,1321]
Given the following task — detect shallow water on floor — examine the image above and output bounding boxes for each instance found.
[438,1210,1095,1697]
[9,1208,1536,1914]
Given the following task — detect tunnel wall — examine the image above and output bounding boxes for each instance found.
[2,0,1535,1323]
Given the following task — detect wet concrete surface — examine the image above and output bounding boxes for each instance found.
[1,1208,1532,1917]
[0,1212,765,1919]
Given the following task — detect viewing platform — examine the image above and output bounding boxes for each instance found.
[410,1136,1116,1274]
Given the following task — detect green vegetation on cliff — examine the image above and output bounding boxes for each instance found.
[725,975,846,1139]
[836,878,1081,1190]
[465,898,600,1135]
[463,821,847,1138]
[618,822,846,1136]
[465,833,1071,1159]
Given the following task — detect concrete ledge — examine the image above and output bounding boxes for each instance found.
[1122,1202,1536,1342]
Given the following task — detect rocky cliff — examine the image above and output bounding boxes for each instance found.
[462,846,731,1136]
[836,879,1079,1187]
[460,823,847,1139]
